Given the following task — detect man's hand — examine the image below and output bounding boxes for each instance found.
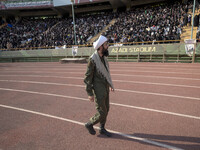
[110,88,114,92]
[88,96,94,102]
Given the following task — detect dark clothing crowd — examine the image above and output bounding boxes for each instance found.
[0,12,114,49]
[104,1,189,44]
[0,0,200,50]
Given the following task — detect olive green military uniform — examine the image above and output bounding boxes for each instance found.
[84,56,110,125]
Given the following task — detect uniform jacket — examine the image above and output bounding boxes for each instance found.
[84,56,110,100]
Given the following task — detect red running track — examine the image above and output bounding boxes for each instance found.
[0,62,200,150]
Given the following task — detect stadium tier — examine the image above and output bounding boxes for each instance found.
[0,0,200,51]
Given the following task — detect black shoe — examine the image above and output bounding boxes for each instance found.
[99,128,112,137]
[85,122,96,135]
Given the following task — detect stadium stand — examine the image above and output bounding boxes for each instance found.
[0,18,59,49]
[103,1,185,44]
[0,0,200,50]
[0,11,115,49]
[180,0,200,40]
[40,12,115,46]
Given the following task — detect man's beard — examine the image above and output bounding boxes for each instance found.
[102,47,109,57]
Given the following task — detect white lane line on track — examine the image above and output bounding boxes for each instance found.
[0,75,83,79]
[0,87,200,120]
[0,75,200,89]
[112,73,200,81]
[116,89,200,101]
[0,104,184,150]
[4,62,199,68]
[0,79,200,101]
[113,80,200,89]
[4,67,200,74]
[1,71,200,81]
[110,64,200,68]
[5,65,200,71]
[2,69,200,75]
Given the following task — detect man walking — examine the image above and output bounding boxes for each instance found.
[84,35,114,137]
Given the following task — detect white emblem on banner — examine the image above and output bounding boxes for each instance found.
[184,39,196,57]
[72,46,78,56]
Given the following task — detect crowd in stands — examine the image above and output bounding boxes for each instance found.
[0,12,115,49]
[0,18,58,49]
[27,12,115,48]
[0,0,200,50]
[104,1,188,44]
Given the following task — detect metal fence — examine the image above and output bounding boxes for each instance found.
[0,43,199,63]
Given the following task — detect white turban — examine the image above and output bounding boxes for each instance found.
[93,35,107,50]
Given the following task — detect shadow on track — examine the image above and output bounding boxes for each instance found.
[97,132,200,150]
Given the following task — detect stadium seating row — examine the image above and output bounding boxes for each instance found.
[0,0,200,50]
